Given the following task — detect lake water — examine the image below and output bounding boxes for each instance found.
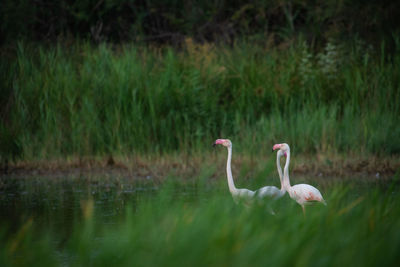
[1,173,398,266]
[0,174,214,237]
[1,173,393,234]
[0,175,155,234]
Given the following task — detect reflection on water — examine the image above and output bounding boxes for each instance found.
[0,173,398,266]
[0,175,163,237]
[0,173,396,238]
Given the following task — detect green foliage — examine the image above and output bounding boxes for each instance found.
[1,0,400,47]
[1,40,400,161]
[1,176,400,266]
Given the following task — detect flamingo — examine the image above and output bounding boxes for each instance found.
[256,148,286,200]
[272,143,326,214]
[213,139,255,204]
[213,139,285,210]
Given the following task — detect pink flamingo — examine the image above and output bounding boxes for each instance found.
[213,139,255,204]
[256,148,286,200]
[213,139,285,208]
[272,143,326,214]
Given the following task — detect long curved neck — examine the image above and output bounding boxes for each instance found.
[283,151,292,191]
[226,146,238,194]
[276,152,284,191]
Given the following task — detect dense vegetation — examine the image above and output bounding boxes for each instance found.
[1,2,399,266]
[1,175,400,266]
[2,1,400,163]
[1,39,400,162]
[2,0,400,50]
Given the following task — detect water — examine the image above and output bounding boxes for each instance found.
[1,173,399,266]
[0,175,162,235]
[1,173,393,235]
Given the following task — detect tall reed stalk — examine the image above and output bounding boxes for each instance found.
[1,177,400,266]
[1,40,399,161]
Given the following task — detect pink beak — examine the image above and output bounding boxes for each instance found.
[272,144,282,152]
[213,139,225,147]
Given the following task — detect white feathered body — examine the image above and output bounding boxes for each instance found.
[232,188,256,204]
[288,184,326,206]
[256,186,285,200]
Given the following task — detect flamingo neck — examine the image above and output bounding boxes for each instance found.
[226,146,238,195]
[276,152,284,191]
[283,150,292,192]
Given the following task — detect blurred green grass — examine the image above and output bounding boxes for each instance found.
[1,174,399,267]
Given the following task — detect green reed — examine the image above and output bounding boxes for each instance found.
[1,40,399,161]
[1,175,400,267]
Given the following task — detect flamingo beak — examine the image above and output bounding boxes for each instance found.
[213,139,225,147]
[272,144,281,152]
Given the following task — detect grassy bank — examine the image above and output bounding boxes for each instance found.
[1,175,400,266]
[4,152,400,180]
[1,40,400,162]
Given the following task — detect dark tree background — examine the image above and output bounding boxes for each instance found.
[1,0,400,49]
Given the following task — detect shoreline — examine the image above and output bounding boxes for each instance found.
[1,154,399,180]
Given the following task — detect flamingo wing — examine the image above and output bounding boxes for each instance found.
[232,188,256,204]
[256,186,284,199]
[237,188,256,198]
[291,184,325,205]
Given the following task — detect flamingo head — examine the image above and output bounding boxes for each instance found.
[272,143,290,157]
[213,139,232,148]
